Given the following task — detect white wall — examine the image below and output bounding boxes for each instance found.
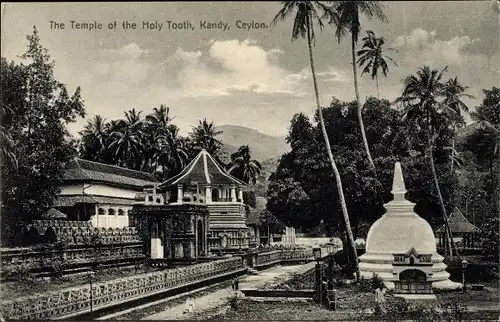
[91,204,133,229]
[85,184,138,199]
[59,183,84,195]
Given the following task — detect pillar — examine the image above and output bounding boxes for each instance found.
[177,184,183,204]
[230,186,236,202]
[237,189,243,202]
[150,220,164,259]
[205,186,212,204]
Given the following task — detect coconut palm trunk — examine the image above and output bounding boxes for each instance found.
[375,74,380,99]
[428,138,460,259]
[351,35,375,171]
[307,19,359,280]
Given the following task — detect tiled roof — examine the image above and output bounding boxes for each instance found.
[42,208,68,219]
[54,195,136,207]
[63,158,158,188]
[160,149,247,188]
[436,207,479,233]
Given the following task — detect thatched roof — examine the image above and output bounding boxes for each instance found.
[160,149,246,188]
[63,158,158,188]
[436,207,479,234]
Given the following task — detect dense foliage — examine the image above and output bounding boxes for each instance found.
[267,90,496,240]
[1,27,85,245]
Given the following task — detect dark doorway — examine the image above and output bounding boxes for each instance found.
[399,269,427,282]
[197,219,204,257]
[212,189,219,202]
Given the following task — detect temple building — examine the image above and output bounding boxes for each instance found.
[436,207,479,251]
[54,158,159,228]
[131,149,251,264]
[359,162,461,292]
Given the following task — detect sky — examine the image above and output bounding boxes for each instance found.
[1,1,499,137]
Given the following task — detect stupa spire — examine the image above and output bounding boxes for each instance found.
[391,162,407,200]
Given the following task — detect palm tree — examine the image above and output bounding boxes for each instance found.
[189,118,223,157]
[272,1,360,279]
[443,77,474,172]
[356,30,397,99]
[330,1,387,171]
[145,104,173,136]
[154,125,189,179]
[226,145,262,184]
[396,66,471,259]
[79,115,109,162]
[108,109,145,169]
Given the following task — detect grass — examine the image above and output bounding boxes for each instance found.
[194,266,500,321]
[191,298,500,321]
[0,265,161,300]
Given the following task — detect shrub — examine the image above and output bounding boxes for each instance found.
[228,293,239,311]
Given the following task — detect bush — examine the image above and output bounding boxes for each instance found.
[382,299,468,321]
[444,258,498,282]
[2,262,35,282]
[228,293,239,311]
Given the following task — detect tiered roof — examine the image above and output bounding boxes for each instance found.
[160,149,247,188]
[436,207,479,234]
[63,158,158,188]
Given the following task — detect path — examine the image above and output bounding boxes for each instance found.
[142,262,315,320]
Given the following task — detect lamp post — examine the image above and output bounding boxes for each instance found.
[313,247,322,304]
[461,259,468,293]
[89,270,95,317]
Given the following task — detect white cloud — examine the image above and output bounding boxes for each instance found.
[392,28,476,66]
[164,39,314,98]
[97,43,148,61]
[91,43,151,85]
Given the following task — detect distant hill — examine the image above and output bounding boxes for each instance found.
[216,125,289,163]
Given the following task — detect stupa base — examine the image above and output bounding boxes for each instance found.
[432,279,463,290]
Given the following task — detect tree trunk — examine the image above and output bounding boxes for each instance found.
[308,23,359,280]
[351,34,375,172]
[451,124,456,172]
[375,74,380,99]
[428,142,459,259]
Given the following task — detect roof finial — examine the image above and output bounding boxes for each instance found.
[391,162,407,199]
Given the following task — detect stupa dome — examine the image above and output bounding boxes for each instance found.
[359,162,461,291]
[366,213,437,254]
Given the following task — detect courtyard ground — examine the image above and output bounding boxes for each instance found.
[136,262,316,321]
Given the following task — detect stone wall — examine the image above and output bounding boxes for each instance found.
[27,221,142,245]
[0,249,313,320]
[1,243,144,277]
[0,257,243,320]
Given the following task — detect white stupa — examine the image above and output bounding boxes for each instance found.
[359,162,461,290]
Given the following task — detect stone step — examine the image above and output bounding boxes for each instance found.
[247,268,260,275]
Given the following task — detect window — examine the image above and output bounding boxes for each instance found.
[118,209,125,216]
[98,208,105,215]
[108,208,116,216]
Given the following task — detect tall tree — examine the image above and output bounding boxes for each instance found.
[330,1,388,171]
[188,118,223,158]
[469,87,500,218]
[79,115,110,163]
[226,145,262,184]
[272,1,360,279]
[154,125,188,180]
[108,109,145,170]
[356,30,397,99]
[443,77,474,172]
[396,66,471,258]
[0,26,85,245]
